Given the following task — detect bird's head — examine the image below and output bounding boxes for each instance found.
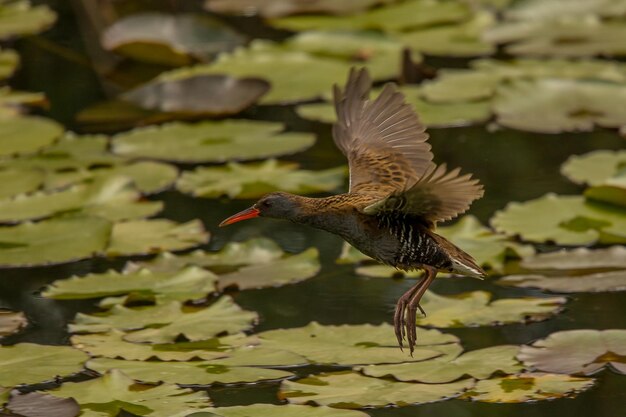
[219,192,303,227]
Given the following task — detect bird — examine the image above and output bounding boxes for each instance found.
[219,68,485,354]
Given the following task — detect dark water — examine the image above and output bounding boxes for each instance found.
[3,1,626,416]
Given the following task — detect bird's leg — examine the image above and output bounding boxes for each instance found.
[393,266,437,355]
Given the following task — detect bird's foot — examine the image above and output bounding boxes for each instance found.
[393,266,437,356]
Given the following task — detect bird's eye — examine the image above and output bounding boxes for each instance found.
[262,200,272,207]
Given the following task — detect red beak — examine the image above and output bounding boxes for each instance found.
[219,207,260,227]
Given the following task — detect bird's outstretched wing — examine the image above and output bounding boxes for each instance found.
[363,163,484,226]
[332,68,433,198]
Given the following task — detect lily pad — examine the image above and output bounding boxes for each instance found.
[462,373,594,403]
[280,371,474,408]
[205,0,396,18]
[561,150,626,186]
[0,49,19,80]
[71,297,256,343]
[0,1,56,40]
[111,120,315,163]
[258,322,462,365]
[0,87,47,116]
[521,246,626,271]
[123,75,269,116]
[177,160,345,199]
[518,329,626,375]
[0,216,111,268]
[358,345,522,383]
[160,41,352,104]
[193,404,369,417]
[86,358,292,385]
[7,392,80,417]
[71,330,255,362]
[500,270,626,293]
[102,12,245,66]
[0,310,27,338]
[43,266,217,302]
[0,116,63,157]
[48,370,213,417]
[415,291,566,328]
[490,193,626,245]
[106,219,209,256]
[493,79,626,133]
[0,168,43,199]
[269,0,471,32]
[0,177,163,223]
[0,343,88,386]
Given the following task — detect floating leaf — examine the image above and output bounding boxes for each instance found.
[111,120,315,163]
[48,370,213,417]
[0,169,43,199]
[415,291,565,328]
[71,297,256,344]
[561,150,626,186]
[0,49,19,80]
[102,12,245,66]
[281,371,473,408]
[7,392,80,417]
[0,87,46,116]
[521,246,626,271]
[462,373,594,403]
[269,0,471,32]
[193,404,369,417]
[258,322,461,366]
[0,216,111,268]
[491,194,626,245]
[106,219,209,256]
[87,358,292,385]
[0,310,27,338]
[359,345,522,383]
[518,329,626,375]
[0,1,56,40]
[0,116,63,157]
[43,266,217,302]
[205,0,395,18]
[123,75,269,116]
[71,330,254,362]
[500,270,626,293]
[0,343,88,386]
[493,79,626,133]
[177,160,345,199]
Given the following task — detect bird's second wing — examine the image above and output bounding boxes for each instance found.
[363,164,484,226]
[332,68,433,198]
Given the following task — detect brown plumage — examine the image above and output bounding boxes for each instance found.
[220,68,485,354]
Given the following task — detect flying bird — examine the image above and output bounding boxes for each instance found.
[220,68,485,353]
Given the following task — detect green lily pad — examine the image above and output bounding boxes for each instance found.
[48,369,213,417]
[358,345,522,383]
[205,0,396,18]
[106,219,209,256]
[493,79,626,133]
[561,150,626,186]
[258,322,462,366]
[490,193,626,245]
[280,371,474,408]
[43,266,217,302]
[87,358,293,385]
[159,41,352,104]
[111,119,315,163]
[0,49,19,80]
[71,297,256,343]
[177,160,345,199]
[44,161,179,195]
[269,0,471,32]
[461,373,595,403]
[415,290,566,328]
[0,116,63,157]
[7,392,80,417]
[0,177,163,223]
[102,12,245,66]
[398,12,495,57]
[518,329,626,375]
[0,216,111,268]
[0,310,27,338]
[0,1,56,40]
[500,270,626,293]
[0,168,43,199]
[521,246,626,271]
[71,330,255,361]
[0,343,88,386]
[0,87,47,117]
[193,404,369,417]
